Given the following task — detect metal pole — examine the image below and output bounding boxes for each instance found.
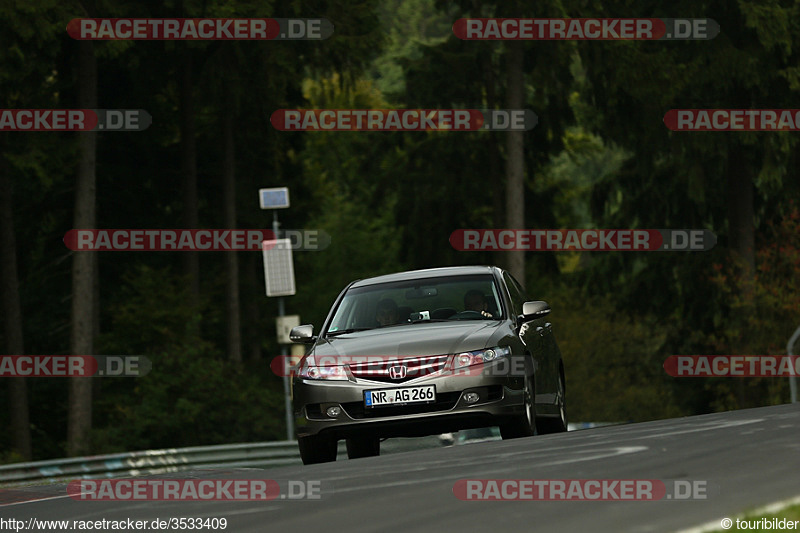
[273,211,294,439]
[279,297,293,440]
[788,326,800,404]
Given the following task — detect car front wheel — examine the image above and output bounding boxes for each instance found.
[536,370,567,434]
[500,375,535,439]
[298,434,338,465]
[345,436,380,459]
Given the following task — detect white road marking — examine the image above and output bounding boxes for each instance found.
[0,492,91,508]
[329,446,648,494]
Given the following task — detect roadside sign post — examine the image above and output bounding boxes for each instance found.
[260,187,296,440]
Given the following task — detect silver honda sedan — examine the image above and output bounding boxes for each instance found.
[289,265,566,464]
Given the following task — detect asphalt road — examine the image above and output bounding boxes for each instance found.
[2,403,798,532]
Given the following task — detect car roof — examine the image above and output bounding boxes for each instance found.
[350,266,500,288]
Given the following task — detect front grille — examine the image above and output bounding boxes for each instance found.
[341,391,461,419]
[347,354,449,384]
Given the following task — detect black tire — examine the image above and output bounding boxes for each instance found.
[298,434,338,465]
[346,436,380,459]
[536,370,567,434]
[500,375,535,439]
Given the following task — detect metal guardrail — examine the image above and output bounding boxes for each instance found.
[0,441,303,487]
[0,424,617,487]
[0,436,443,487]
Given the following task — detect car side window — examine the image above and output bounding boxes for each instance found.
[502,272,525,318]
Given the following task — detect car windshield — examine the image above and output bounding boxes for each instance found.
[326,274,504,335]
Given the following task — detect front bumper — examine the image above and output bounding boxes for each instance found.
[292,369,526,439]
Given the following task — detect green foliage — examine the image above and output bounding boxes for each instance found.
[568,4,800,419]
[552,284,683,422]
[5,0,800,463]
[93,265,285,452]
[371,0,455,98]
[537,127,630,230]
[290,75,404,328]
[703,203,800,409]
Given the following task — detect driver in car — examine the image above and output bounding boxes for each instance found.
[464,290,494,318]
[375,298,400,326]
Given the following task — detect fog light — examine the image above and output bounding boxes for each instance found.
[463,392,480,404]
[326,406,342,418]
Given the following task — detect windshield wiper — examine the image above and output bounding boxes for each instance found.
[326,327,374,337]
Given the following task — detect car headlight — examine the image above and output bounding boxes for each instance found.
[452,346,511,368]
[298,364,348,380]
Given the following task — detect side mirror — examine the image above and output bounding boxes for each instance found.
[521,301,551,321]
[290,324,316,344]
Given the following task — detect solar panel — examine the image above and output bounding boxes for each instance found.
[259,187,290,209]
[262,239,296,296]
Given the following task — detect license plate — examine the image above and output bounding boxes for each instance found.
[364,385,436,408]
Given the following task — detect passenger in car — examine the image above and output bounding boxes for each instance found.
[464,290,494,318]
[375,299,400,326]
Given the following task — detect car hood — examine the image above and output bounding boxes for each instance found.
[310,321,510,362]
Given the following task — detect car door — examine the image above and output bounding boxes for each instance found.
[503,272,556,404]
[502,272,540,371]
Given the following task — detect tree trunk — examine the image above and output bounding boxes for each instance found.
[726,149,755,408]
[223,95,242,365]
[505,41,526,287]
[483,47,506,271]
[68,39,97,457]
[0,141,32,461]
[727,149,755,295]
[180,50,200,308]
